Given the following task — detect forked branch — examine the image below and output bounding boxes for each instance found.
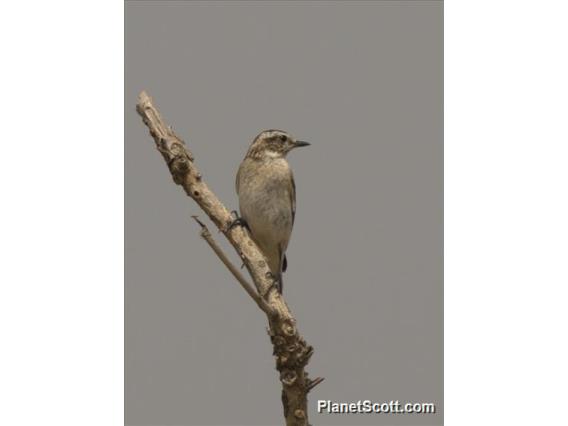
[191,215,274,315]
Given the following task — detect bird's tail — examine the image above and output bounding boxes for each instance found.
[276,253,287,294]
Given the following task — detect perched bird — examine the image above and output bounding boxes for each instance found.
[235,129,310,293]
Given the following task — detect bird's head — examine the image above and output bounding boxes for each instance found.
[246,129,310,160]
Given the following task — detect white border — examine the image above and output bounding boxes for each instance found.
[1,0,567,425]
[446,1,568,425]
[0,1,123,425]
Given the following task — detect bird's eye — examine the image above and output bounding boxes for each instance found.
[279,134,287,142]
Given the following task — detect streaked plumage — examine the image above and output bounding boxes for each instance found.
[236,130,309,293]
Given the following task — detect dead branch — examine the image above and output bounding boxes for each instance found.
[191,215,275,315]
[136,90,319,426]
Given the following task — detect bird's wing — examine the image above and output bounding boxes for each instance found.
[289,169,296,226]
[235,162,242,195]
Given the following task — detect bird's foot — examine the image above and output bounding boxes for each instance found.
[225,210,250,233]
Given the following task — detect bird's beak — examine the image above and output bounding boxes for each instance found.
[294,140,311,148]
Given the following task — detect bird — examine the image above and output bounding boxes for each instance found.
[235,129,310,293]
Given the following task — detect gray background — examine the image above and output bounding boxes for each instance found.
[126,1,442,425]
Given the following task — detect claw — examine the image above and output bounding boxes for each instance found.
[226,210,250,232]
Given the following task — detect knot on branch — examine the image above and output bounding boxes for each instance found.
[280,369,298,386]
[270,317,313,370]
[271,335,286,348]
[158,139,193,185]
[281,319,296,337]
[282,346,310,367]
[294,409,306,420]
[297,345,314,367]
[287,342,298,353]
[277,354,290,367]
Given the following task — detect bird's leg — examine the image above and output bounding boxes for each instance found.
[225,211,251,269]
[225,210,250,232]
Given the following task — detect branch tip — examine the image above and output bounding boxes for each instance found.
[191,215,206,228]
[138,90,150,104]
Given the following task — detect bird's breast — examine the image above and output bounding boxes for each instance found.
[237,159,293,248]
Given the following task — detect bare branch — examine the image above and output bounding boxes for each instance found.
[136,91,318,426]
[191,216,275,316]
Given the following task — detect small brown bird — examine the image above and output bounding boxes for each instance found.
[235,129,310,293]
